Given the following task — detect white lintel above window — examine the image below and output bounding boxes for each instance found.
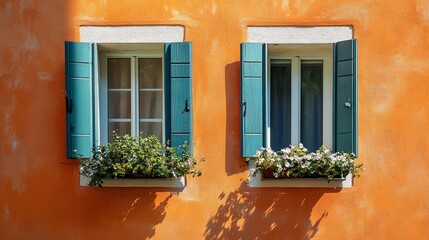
[80,26,185,43]
[247,26,353,43]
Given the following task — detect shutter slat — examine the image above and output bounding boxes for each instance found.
[333,39,358,155]
[65,41,94,158]
[241,43,266,157]
[165,42,193,151]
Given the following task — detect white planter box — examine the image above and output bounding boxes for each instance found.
[80,175,186,188]
[248,160,353,188]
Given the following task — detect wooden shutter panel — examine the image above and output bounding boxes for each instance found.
[241,43,266,157]
[65,41,95,158]
[333,39,358,155]
[165,42,193,151]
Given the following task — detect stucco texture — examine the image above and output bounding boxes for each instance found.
[1,0,429,239]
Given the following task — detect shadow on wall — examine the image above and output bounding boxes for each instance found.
[122,193,174,235]
[79,189,178,239]
[204,182,338,240]
[225,61,248,176]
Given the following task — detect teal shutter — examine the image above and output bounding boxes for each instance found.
[165,42,193,151]
[333,39,358,155]
[65,41,96,158]
[241,43,266,157]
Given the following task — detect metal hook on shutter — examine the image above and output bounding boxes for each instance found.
[344,98,352,108]
[183,99,190,113]
[241,100,247,117]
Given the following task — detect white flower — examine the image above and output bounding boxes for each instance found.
[315,153,322,160]
[281,147,291,154]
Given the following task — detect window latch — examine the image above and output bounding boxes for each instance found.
[344,98,352,108]
[241,100,247,117]
[183,99,190,113]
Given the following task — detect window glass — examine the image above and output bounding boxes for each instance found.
[108,58,131,88]
[301,60,323,152]
[139,91,163,119]
[139,122,162,140]
[138,58,163,140]
[139,58,162,88]
[270,60,291,151]
[108,58,131,135]
[103,55,164,143]
[108,91,131,118]
[108,122,131,142]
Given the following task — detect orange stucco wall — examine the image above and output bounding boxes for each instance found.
[1,0,429,239]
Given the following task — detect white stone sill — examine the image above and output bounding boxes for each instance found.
[80,175,185,188]
[248,160,353,188]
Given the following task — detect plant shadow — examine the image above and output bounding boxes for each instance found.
[79,188,182,239]
[204,182,339,239]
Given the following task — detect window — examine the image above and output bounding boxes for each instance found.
[99,48,164,143]
[65,27,192,158]
[241,27,357,160]
[268,44,332,152]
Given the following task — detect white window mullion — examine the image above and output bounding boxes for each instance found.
[290,57,300,145]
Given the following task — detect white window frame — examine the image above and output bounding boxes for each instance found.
[99,51,165,144]
[267,45,333,149]
[247,26,354,188]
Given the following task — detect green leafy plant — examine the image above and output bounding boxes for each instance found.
[78,132,203,187]
[250,144,363,182]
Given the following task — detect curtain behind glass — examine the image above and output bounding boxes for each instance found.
[108,58,131,141]
[138,58,163,140]
[301,61,323,152]
[270,62,291,151]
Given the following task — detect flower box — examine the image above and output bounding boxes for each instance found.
[247,160,353,188]
[248,144,363,188]
[77,132,203,187]
[80,174,186,188]
[261,168,346,181]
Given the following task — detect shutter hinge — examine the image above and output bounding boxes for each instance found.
[65,91,73,113]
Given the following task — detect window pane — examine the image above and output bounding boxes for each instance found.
[139,91,162,119]
[139,122,162,140]
[139,58,162,89]
[270,62,291,151]
[108,91,131,118]
[301,61,323,152]
[108,58,131,89]
[108,122,131,141]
